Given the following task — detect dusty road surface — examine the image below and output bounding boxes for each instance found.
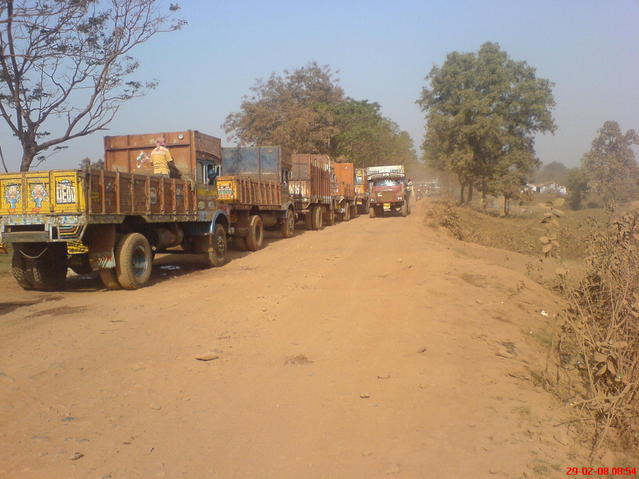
[0,201,592,478]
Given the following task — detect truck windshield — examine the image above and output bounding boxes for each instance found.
[373,179,400,187]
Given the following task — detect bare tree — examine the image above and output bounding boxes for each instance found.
[0,0,185,171]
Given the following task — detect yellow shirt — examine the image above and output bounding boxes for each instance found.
[150,146,174,175]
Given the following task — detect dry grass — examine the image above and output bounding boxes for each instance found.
[550,211,639,456]
[426,198,639,457]
[426,198,609,261]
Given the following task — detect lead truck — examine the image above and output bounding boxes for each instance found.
[367,164,411,217]
[0,130,231,291]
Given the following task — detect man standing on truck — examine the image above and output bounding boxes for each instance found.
[150,137,175,177]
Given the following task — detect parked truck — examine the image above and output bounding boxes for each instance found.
[0,130,230,291]
[354,167,370,214]
[367,164,411,217]
[289,154,334,229]
[216,147,295,250]
[332,161,357,221]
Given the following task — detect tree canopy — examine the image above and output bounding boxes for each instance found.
[0,0,184,171]
[534,161,569,184]
[224,62,416,167]
[417,42,556,212]
[581,120,639,207]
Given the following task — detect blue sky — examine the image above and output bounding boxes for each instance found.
[1,0,638,171]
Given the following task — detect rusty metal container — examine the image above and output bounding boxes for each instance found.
[289,154,331,205]
[332,162,355,199]
[104,130,221,182]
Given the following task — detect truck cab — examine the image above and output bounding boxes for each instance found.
[367,165,410,218]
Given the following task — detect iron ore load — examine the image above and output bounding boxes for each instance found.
[0,130,411,291]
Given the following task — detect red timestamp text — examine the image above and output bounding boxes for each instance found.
[566,467,637,476]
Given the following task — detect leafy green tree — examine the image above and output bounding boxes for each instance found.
[0,0,184,171]
[565,167,589,210]
[535,161,569,184]
[79,157,104,170]
[581,121,639,207]
[329,99,416,166]
[224,62,344,153]
[417,42,556,213]
[225,66,416,167]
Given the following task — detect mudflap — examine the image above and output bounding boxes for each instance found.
[85,224,116,269]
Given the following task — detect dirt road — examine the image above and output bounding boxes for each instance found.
[0,201,590,478]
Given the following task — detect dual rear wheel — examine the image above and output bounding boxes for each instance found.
[11,243,68,291]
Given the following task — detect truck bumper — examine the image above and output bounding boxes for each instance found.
[0,214,86,245]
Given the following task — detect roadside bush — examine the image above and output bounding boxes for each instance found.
[555,211,639,453]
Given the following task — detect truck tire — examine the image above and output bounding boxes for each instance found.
[400,202,408,217]
[196,224,228,267]
[245,215,264,251]
[99,268,121,290]
[29,243,68,291]
[325,207,335,226]
[368,206,376,218]
[350,204,358,218]
[11,249,34,290]
[311,205,323,230]
[280,208,295,238]
[115,232,153,290]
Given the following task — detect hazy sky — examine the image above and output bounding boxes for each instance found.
[1,0,638,171]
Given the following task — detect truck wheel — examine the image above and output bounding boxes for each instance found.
[311,205,323,230]
[115,233,153,290]
[400,202,408,217]
[350,204,358,218]
[11,249,34,290]
[195,224,228,267]
[325,207,335,226]
[280,208,295,238]
[245,215,264,251]
[368,206,376,218]
[30,243,68,291]
[99,268,121,290]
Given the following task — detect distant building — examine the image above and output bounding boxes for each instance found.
[525,182,567,195]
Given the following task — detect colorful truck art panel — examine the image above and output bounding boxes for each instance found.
[30,183,47,209]
[4,184,21,210]
[56,179,76,204]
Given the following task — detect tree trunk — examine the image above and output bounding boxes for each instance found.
[20,146,36,172]
[503,195,510,216]
[467,183,474,203]
[459,181,466,205]
[481,182,487,210]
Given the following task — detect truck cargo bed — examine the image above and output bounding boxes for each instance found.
[216,176,283,209]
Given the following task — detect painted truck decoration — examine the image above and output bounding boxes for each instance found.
[0,130,410,291]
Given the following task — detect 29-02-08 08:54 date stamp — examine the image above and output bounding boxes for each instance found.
[566,467,637,476]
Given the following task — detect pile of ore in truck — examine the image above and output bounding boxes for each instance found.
[0,130,411,291]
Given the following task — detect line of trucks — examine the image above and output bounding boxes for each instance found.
[0,130,412,291]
